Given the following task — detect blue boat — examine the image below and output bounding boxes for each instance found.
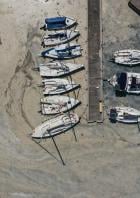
[40,43,82,59]
[40,16,76,31]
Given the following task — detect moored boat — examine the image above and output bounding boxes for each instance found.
[42,78,80,95]
[39,62,85,77]
[41,30,80,47]
[40,16,77,31]
[40,43,82,59]
[109,106,140,124]
[40,95,81,115]
[112,49,140,66]
[109,72,140,95]
[32,113,80,139]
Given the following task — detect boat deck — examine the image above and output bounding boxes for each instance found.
[88,0,103,122]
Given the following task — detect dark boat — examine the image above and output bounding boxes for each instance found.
[40,16,77,31]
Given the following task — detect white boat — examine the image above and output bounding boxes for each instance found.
[32,113,80,139]
[109,72,140,94]
[42,78,80,95]
[112,49,140,66]
[40,96,81,115]
[41,30,80,47]
[39,62,84,77]
[40,16,77,31]
[40,43,82,59]
[109,106,140,124]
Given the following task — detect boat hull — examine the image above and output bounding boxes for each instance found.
[128,0,140,15]
[109,107,140,124]
[40,96,81,115]
[42,78,80,95]
[40,44,82,59]
[42,30,80,47]
[109,72,140,95]
[32,113,80,139]
[113,49,140,66]
[39,62,85,77]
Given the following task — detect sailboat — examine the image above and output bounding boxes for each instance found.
[109,72,140,94]
[41,30,80,47]
[40,16,77,31]
[42,78,80,95]
[40,96,81,115]
[112,49,140,66]
[32,113,80,139]
[40,43,82,59]
[39,62,84,77]
[109,106,140,124]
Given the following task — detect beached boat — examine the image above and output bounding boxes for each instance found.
[40,96,81,115]
[112,49,140,66]
[40,43,82,59]
[39,62,84,77]
[128,0,140,15]
[109,72,140,94]
[41,30,80,47]
[32,113,80,139]
[109,106,140,124]
[42,78,80,95]
[40,16,77,31]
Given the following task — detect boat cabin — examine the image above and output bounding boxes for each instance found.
[109,109,118,123]
[128,76,140,92]
[116,72,127,91]
[45,17,67,30]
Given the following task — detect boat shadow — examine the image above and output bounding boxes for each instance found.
[32,138,65,165]
[31,121,80,165]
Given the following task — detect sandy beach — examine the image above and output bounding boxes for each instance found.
[0,0,140,197]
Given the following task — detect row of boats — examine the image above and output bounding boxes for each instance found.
[32,16,84,139]
[108,50,140,124]
[30,16,140,131]
[108,0,140,125]
[39,17,82,59]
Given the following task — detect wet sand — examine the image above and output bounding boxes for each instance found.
[0,0,140,197]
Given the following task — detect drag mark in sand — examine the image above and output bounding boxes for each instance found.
[4,23,42,133]
[0,37,2,45]
[4,50,34,130]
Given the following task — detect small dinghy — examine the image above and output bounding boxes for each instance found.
[109,72,140,95]
[112,49,140,66]
[40,96,81,115]
[42,78,80,95]
[40,16,77,31]
[32,113,80,139]
[39,62,84,77]
[41,30,80,47]
[40,43,82,59]
[109,106,140,124]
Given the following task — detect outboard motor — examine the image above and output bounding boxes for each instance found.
[109,108,117,123]
[40,25,46,31]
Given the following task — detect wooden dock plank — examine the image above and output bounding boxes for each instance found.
[88,0,103,122]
